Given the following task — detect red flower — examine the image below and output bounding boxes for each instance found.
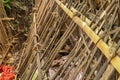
[0,65,15,80]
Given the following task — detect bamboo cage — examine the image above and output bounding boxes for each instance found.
[16,0,120,80]
[1,0,120,80]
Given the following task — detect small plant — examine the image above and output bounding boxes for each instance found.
[2,0,11,9]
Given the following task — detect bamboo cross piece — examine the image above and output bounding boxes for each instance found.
[55,0,120,73]
[1,17,14,21]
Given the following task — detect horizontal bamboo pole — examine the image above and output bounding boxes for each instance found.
[1,17,14,21]
[55,0,120,73]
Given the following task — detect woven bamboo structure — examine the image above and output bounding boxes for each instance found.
[16,0,120,80]
[0,0,120,80]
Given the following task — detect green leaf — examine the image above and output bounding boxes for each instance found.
[2,0,10,4]
[5,4,11,9]
[32,70,38,80]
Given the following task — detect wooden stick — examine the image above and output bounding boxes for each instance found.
[1,18,14,21]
